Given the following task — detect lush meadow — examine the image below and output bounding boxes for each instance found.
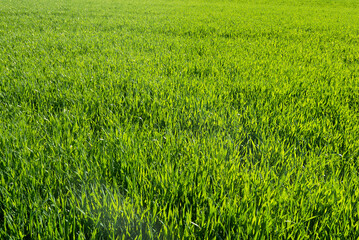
[1,0,359,238]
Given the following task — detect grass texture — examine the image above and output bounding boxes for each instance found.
[1,0,359,238]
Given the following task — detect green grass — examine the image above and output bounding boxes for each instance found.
[1,0,359,238]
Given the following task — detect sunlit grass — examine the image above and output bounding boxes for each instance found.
[1,0,359,238]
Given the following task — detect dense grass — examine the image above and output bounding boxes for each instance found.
[1,0,359,238]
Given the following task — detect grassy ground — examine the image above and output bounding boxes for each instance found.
[1,0,359,238]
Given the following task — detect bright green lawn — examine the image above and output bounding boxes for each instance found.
[1,0,359,238]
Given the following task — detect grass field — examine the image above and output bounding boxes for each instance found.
[1,0,359,238]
